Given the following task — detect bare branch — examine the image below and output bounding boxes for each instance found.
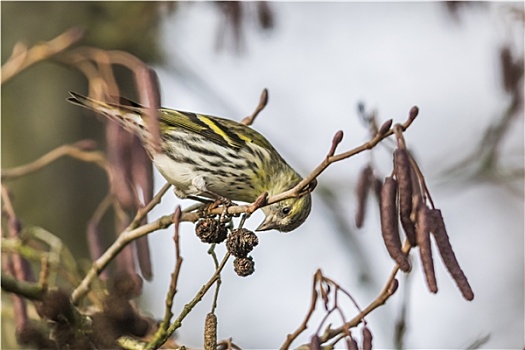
[1,274,45,301]
[241,88,269,126]
[416,202,438,293]
[1,27,84,84]
[71,213,175,304]
[1,140,106,181]
[318,241,411,345]
[145,252,231,349]
[267,107,418,206]
[158,207,183,332]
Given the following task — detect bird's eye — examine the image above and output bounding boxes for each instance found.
[281,206,291,216]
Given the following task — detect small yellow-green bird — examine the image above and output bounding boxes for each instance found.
[68,92,311,232]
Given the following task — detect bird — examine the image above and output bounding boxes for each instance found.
[68,92,312,232]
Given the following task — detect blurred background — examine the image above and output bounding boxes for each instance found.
[2,2,523,349]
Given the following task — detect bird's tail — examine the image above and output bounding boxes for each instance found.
[68,92,147,136]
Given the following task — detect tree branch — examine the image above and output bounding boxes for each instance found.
[1,27,84,84]
[1,140,106,181]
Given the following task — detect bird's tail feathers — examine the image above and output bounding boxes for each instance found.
[68,92,146,135]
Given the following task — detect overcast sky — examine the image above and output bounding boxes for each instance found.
[140,3,524,349]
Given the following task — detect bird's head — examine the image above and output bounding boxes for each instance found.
[256,192,312,232]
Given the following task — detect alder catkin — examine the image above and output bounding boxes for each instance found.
[394,149,417,247]
[416,202,438,293]
[195,218,227,244]
[430,209,474,301]
[309,335,321,350]
[204,313,217,350]
[348,335,359,350]
[355,165,373,228]
[372,176,383,204]
[362,327,373,350]
[380,177,410,272]
[226,228,259,258]
[233,256,255,277]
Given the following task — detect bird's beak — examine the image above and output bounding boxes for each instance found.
[256,214,278,232]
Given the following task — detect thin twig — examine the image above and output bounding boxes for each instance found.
[241,88,269,126]
[145,252,232,350]
[133,182,172,227]
[71,213,174,304]
[87,194,114,269]
[1,141,107,181]
[407,150,435,209]
[1,237,47,262]
[25,226,87,301]
[287,241,411,349]
[1,27,84,84]
[1,273,45,301]
[322,275,364,319]
[38,256,50,291]
[208,244,222,313]
[158,208,183,333]
[269,112,418,205]
[321,241,412,343]
[56,47,119,99]
[71,183,170,304]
